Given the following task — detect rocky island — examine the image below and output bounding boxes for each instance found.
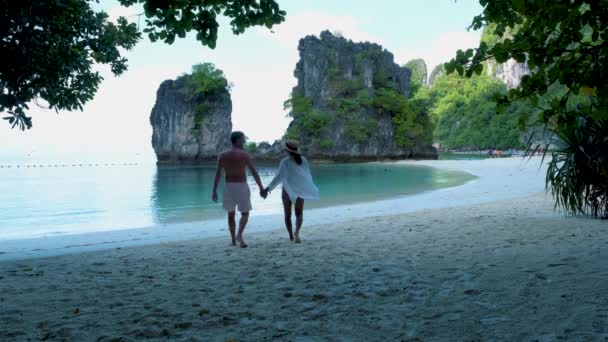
[150,63,232,164]
[284,31,437,160]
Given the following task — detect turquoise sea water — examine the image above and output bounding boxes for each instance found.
[0,162,474,240]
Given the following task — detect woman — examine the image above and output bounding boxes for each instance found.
[265,141,319,243]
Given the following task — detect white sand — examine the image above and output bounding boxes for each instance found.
[1,157,548,261]
[1,157,607,341]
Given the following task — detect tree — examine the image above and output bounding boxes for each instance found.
[446,0,608,131]
[245,141,258,153]
[418,72,524,149]
[447,0,608,217]
[185,63,231,96]
[177,63,231,137]
[0,0,285,130]
[546,116,608,218]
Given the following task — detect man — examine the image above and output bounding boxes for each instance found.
[212,131,267,248]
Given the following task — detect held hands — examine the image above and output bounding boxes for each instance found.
[260,187,270,199]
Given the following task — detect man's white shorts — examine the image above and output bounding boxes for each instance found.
[222,182,252,213]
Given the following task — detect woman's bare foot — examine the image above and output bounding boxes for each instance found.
[294,235,301,243]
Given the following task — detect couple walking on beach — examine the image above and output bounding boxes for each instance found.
[212,131,319,248]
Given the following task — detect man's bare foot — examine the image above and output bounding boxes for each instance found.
[289,235,294,241]
[294,235,301,243]
[236,236,248,248]
[230,240,237,246]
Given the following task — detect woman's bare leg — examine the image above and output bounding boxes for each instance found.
[282,189,294,241]
[294,198,304,243]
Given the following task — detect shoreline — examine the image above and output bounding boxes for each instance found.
[154,154,440,165]
[0,157,547,261]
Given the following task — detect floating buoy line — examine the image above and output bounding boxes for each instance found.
[0,162,140,168]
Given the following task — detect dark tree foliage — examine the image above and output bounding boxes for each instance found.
[120,0,285,48]
[0,0,285,130]
[448,0,608,217]
[447,0,607,128]
[0,0,140,129]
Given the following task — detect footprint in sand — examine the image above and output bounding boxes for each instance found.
[480,316,509,325]
[311,293,327,301]
[404,285,427,302]
[438,279,455,297]
[174,321,193,329]
[473,301,497,309]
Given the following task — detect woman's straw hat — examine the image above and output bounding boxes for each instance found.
[284,140,300,154]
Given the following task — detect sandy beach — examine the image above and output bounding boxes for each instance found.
[1,158,607,341]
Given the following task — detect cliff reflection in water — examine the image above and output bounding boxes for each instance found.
[151,165,224,225]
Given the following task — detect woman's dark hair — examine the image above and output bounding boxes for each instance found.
[289,151,302,165]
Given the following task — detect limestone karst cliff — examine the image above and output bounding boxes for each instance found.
[426,63,445,87]
[480,24,531,89]
[485,58,531,89]
[284,31,437,160]
[150,75,232,164]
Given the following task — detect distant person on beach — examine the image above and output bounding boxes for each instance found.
[264,141,319,243]
[212,131,267,248]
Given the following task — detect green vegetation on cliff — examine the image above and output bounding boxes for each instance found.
[285,76,431,148]
[186,63,231,96]
[286,49,432,149]
[373,88,432,147]
[178,63,231,136]
[284,93,332,141]
[415,72,524,149]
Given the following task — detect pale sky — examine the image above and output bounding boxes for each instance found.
[1,0,482,163]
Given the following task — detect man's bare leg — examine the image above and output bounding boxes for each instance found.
[236,212,249,248]
[282,189,294,241]
[227,211,237,246]
[294,198,304,243]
